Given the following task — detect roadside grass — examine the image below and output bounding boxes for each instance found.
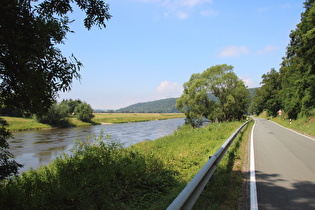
[0,120,251,209]
[271,116,315,138]
[258,111,315,138]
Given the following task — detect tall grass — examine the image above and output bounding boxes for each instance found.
[0,120,251,209]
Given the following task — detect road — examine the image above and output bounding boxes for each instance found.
[251,117,315,209]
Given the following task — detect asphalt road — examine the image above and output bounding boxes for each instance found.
[252,118,315,209]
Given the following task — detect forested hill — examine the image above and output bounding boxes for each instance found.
[116,88,258,113]
[116,98,180,113]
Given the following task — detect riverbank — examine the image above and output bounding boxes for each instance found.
[0,120,252,209]
[1,113,185,131]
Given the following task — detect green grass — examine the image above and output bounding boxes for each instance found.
[92,113,185,124]
[0,116,52,131]
[1,113,185,131]
[271,116,315,137]
[0,120,251,209]
[258,111,315,138]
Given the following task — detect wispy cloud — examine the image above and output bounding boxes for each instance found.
[257,45,279,54]
[156,81,183,98]
[218,46,249,57]
[135,0,216,19]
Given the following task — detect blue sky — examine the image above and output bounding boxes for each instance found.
[58,0,305,110]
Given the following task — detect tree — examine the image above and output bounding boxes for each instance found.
[0,0,111,179]
[75,102,94,122]
[252,68,281,117]
[280,0,315,118]
[36,102,71,127]
[176,64,250,126]
[60,99,83,114]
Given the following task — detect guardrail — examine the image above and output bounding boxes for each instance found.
[167,121,249,210]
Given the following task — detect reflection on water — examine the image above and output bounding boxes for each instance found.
[8,118,184,172]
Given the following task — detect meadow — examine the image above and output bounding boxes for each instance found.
[0,120,251,209]
[0,113,185,131]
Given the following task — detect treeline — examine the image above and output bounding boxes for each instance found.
[251,0,315,119]
[116,98,180,113]
[0,99,94,128]
[36,99,94,127]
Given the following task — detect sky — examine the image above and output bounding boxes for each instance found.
[57,0,305,110]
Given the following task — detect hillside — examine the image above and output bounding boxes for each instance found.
[116,98,180,113]
[116,88,258,113]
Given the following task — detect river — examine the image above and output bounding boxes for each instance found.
[8,118,185,172]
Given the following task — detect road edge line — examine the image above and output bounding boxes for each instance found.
[250,120,258,210]
[269,120,315,142]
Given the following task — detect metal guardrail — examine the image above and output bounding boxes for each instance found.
[167,121,249,210]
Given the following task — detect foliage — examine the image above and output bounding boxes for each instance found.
[0,118,23,179]
[0,0,111,179]
[254,1,315,120]
[0,132,177,209]
[0,120,248,209]
[74,102,95,122]
[251,68,281,116]
[176,64,250,126]
[278,0,315,119]
[117,98,181,113]
[35,103,71,127]
[60,99,83,114]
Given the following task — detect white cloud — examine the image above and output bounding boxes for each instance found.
[218,46,250,57]
[257,45,279,54]
[176,11,189,19]
[240,77,260,88]
[156,81,183,98]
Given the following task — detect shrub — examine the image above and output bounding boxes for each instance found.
[35,103,70,127]
[74,102,94,122]
[0,132,177,209]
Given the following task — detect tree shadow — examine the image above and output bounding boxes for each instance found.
[253,171,315,209]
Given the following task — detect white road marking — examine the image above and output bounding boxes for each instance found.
[250,120,258,210]
[269,120,315,142]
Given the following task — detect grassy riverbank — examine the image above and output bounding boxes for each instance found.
[0,120,252,209]
[1,113,185,131]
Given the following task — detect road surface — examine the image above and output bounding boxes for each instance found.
[251,117,315,209]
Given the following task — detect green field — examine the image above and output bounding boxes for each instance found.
[0,113,185,131]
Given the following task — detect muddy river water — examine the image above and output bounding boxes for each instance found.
[8,118,184,172]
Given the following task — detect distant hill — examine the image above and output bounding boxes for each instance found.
[116,88,259,113]
[116,98,180,113]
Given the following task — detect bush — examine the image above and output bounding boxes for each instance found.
[0,132,177,209]
[74,102,94,122]
[35,103,70,127]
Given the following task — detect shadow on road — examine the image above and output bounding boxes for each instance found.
[255,170,315,209]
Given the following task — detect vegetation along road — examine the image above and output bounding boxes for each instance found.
[251,117,315,209]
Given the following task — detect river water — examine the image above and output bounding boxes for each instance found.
[8,118,185,172]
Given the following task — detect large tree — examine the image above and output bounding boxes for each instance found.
[280,0,315,118]
[176,64,250,126]
[252,68,281,117]
[0,0,111,179]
